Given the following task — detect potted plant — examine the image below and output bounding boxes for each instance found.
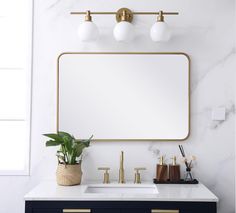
[44,131,93,186]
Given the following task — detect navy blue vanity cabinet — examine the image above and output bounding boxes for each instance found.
[33,210,61,213]
[121,209,149,213]
[92,209,120,213]
[25,201,217,213]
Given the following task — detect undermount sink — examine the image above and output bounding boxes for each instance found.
[84,184,158,195]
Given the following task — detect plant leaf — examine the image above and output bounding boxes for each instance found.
[58,131,73,140]
[43,133,63,142]
[46,140,62,146]
[74,143,87,157]
[63,136,73,154]
[75,135,93,147]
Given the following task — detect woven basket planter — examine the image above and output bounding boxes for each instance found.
[56,163,82,186]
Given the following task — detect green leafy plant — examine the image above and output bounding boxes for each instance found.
[43,131,93,165]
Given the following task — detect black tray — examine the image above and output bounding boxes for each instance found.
[153,178,199,184]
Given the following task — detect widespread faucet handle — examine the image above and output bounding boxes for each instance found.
[98,167,110,184]
[134,167,146,184]
[134,167,146,171]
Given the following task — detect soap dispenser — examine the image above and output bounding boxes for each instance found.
[169,156,181,182]
[156,156,168,182]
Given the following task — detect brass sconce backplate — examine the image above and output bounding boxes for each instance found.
[116,8,133,22]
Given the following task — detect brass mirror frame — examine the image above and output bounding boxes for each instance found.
[57,52,191,142]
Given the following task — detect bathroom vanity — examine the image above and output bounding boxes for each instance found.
[25,181,218,213]
[28,52,219,212]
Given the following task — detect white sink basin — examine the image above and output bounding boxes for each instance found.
[84,184,158,195]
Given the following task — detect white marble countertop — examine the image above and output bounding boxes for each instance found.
[24,181,218,202]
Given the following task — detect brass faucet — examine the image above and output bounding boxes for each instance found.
[98,167,110,184]
[118,151,125,183]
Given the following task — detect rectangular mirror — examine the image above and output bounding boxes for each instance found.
[57,53,190,141]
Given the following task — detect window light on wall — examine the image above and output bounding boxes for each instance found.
[0,0,32,175]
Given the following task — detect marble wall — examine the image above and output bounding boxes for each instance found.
[0,0,235,213]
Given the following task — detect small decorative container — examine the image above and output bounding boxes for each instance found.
[156,156,168,182]
[169,156,181,182]
[56,163,82,186]
[185,167,193,181]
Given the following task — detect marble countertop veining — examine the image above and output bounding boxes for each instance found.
[24,181,218,202]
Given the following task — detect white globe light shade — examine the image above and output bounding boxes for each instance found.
[77,21,99,42]
[150,21,171,42]
[113,21,134,42]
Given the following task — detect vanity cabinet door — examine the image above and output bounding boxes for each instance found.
[180,210,209,213]
[121,209,149,213]
[33,209,61,213]
[92,209,120,213]
[33,209,120,213]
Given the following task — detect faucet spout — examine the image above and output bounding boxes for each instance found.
[118,151,125,183]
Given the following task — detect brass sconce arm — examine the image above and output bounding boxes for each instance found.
[70,11,179,15]
[71,8,179,23]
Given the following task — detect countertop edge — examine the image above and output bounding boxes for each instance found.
[24,197,219,202]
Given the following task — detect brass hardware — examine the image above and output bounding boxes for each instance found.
[57,52,190,141]
[157,10,164,22]
[118,151,125,183]
[98,167,110,184]
[84,10,92,21]
[151,210,179,213]
[159,156,164,165]
[171,156,177,165]
[116,8,133,23]
[70,10,178,16]
[63,209,91,213]
[134,167,146,184]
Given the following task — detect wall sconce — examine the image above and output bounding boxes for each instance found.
[77,10,99,42]
[150,11,171,42]
[113,8,134,42]
[71,8,178,42]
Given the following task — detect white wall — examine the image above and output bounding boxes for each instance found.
[0,0,235,213]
